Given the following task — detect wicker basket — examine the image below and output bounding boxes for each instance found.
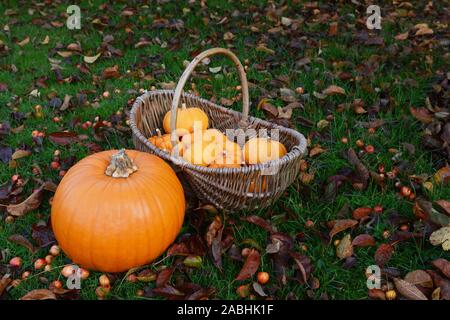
[130,48,307,211]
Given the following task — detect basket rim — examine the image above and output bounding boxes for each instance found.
[129,89,307,175]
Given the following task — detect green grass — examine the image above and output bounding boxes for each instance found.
[0,1,449,300]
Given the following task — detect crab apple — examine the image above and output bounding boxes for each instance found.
[257,272,270,285]
[49,245,61,256]
[34,258,46,270]
[400,186,412,197]
[9,257,22,268]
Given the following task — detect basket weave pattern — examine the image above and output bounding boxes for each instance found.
[130,48,307,211]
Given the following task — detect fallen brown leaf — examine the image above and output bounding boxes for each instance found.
[393,278,428,300]
[375,243,394,267]
[309,145,326,157]
[0,275,11,298]
[431,258,450,279]
[404,270,433,288]
[5,182,55,217]
[206,216,222,247]
[235,249,260,281]
[352,207,372,220]
[102,65,120,79]
[323,85,346,96]
[20,289,57,300]
[410,107,433,124]
[352,234,376,247]
[8,234,36,253]
[329,219,358,240]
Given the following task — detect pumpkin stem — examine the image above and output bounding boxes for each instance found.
[156,128,163,137]
[181,103,187,110]
[105,149,138,178]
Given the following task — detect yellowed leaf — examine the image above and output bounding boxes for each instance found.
[256,44,275,55]
[434,166,450,185]
[415,26,433,36]
[336,234,353,259]
[41,35,49,45]
[223,32,234,41]
[316,119,329,130]
[429,226,450,251]
[17,36,30,47]
[11,149,31,160]
[57,51,73,58]
[83,52,102,64]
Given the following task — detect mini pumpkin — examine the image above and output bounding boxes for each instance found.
[182,141,217,166]
[148,129,184,156]
[210,141,243,168]
[51,149,185,272]
[243,137,287,164]
[148,129,170,147]
[181,128,226,148]
[163,103,209,134]
[209,154,241,168]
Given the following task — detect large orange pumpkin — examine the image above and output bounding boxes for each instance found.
[51,149,185,272]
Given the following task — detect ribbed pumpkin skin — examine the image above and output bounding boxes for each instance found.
[51,150,185,273]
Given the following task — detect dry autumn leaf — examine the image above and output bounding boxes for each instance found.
[235,249,260,281]
[206,216,222,247]
[336,234,353,259]
[8,234,36,253]
[329,219,358,240]
[395,32,409,41]
[323,85,346,96]
[393,278,428,300]
[436,200,450,216]
[404,270,433,288]
[0,275,11,298]
[20,289,57,300]
[429,225,450,251]
[102,65,120,79]
[352,207,372,220]
[11,149,32,160]
[41,35,50,45]
[434,166,450,185]
[352,234,376,247]
[4,181,56,217]
[375,243,394,267]
[83,52,102,64]
[410,107,434,124]
[309,145,326,157]
[17,36,30,47]
[57,51,73,58]
[431,258,450,279]
[415,25,433,36]
[48,132,79,145]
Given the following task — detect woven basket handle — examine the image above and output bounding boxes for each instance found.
[170,48,249,144]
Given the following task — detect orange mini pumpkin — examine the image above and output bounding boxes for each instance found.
[51,149,185,272]
[182,141,217,166]
[209,141,243,168]
[243,137,287,164]
[163,103,209,134]
[148,129,184,156]
[181,128,226,148]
